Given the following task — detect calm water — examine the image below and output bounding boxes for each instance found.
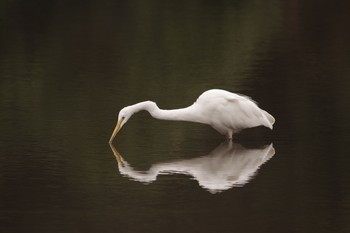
[1,0,350,232]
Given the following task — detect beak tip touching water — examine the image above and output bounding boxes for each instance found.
[109,132,117,144]
[109,118,124,144]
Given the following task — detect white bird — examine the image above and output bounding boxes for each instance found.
[109,89,275,142]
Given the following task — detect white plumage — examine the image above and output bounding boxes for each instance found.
[193,89,275,136]
[109,89,275,142]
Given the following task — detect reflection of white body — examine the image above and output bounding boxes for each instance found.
[110,142,275,193]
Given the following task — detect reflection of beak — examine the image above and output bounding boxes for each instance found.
[109,118,124,143]
[109,143,125,166]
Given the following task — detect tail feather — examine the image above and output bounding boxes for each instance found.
[262,110,275,129]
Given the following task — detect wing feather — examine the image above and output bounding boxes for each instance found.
[194,89,275,132]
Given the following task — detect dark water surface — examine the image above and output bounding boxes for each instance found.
[1,0,350,232]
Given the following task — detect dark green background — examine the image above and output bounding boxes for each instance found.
[1,0,350,232]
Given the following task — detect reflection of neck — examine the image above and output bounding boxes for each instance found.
[129,101,204,123]
[110,142,275,192]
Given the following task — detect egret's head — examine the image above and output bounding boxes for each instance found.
[109,106,134,143]
[118,106,133,127]
[109,101,157,143]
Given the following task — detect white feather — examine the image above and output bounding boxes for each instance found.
[110,89,275,141]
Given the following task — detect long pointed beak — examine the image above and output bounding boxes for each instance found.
[109,118,124,143]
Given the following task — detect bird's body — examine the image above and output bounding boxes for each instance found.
[189,89,274,137]
[109,89,275,142]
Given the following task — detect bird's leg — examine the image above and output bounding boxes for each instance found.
[225,131,233,140]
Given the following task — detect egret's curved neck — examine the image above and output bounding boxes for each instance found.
[129,101,203,123]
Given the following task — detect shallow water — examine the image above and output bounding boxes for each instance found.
[1,0,350,232]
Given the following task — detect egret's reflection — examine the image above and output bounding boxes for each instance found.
[110,141,275,193]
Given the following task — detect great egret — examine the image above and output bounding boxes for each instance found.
[109,142,275,193]
[109,89,275,142]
